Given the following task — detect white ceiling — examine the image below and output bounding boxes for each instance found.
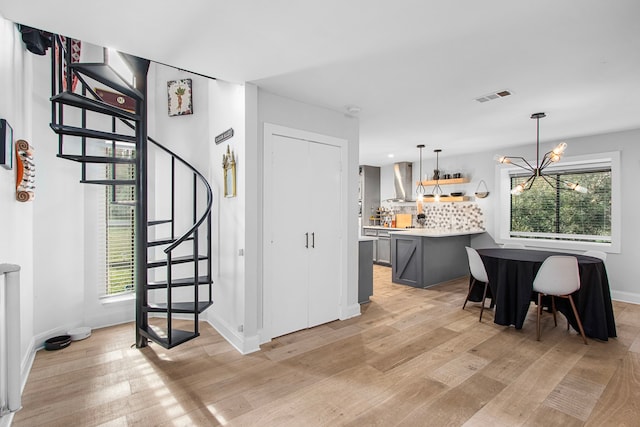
[2,0,639,165]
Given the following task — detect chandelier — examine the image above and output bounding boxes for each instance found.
[496,112,588,196]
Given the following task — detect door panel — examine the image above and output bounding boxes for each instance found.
[308,142,341,327]
[268,135,309,337]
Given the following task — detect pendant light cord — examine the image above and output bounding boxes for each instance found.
[416,144,426,196]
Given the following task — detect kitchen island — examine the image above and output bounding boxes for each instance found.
[390,229,484,288]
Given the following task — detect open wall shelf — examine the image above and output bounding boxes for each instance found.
[418,177,470,186]
[422,196,472,203]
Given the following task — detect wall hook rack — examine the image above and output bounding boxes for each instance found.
[15,139,35,202]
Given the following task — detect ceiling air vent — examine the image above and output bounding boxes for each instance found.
[475,89,512,103]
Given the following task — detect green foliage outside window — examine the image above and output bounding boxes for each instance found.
[510,169,611,242]
[105,149,136,295]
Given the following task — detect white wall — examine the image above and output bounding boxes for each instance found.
[30,48,87,341]
[380,128,640,302]
[206,79,249,352]
[0,15,35,385]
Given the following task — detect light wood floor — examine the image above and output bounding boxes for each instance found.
[13,265,640,426]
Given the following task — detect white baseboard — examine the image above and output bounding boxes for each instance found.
[205,312,260,355]
[340,303,361,320]
[611,290,640,305]
[0,413,13,427]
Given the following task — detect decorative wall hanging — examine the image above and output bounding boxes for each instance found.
[1,119,13,170]
[222,145,236,198]
[474,180,490,198]
[215,128,234,145]
[15,140,35,202]
[167,78,193,116]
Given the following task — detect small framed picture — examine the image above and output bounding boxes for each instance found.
[0,119,13,170]
[167,79,193,116]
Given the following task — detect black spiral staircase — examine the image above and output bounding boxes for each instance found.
[49,36,213,349]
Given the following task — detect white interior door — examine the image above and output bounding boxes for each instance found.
[308,142,341,327]
[264,124,343,339]
[267,134,309,338]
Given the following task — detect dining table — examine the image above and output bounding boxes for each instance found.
[469,248,616,341]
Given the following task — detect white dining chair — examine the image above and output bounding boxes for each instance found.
[463,247,492,322]
[502,243,526,249]
[583,250,607,261]
[532,256,588,344]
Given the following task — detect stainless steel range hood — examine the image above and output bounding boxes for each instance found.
[388,162,414,202]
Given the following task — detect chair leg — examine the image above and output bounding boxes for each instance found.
[479,281,489,322]
[537,293,543,341]
[463,278,476,310]
[551,296,557,327]
[567,295,588,345]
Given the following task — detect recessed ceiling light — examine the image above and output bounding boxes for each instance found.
[387,154,395,158]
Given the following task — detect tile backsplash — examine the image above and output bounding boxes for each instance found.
[382,202,485,232]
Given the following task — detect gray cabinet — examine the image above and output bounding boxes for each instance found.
[358,240,374,303]
[376,229,391,265]
[363,227,407,266]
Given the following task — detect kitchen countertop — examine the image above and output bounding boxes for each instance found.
[362,226,412,231]
[388,229,485,237]
[359,236,377,242]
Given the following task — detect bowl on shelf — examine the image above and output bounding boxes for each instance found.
[450,192,464,197]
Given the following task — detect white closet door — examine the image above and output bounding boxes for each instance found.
[307,142,341,327]
[268,134,310,338]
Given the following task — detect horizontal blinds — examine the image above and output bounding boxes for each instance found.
[510,169,611,243]
[99,147,136,297]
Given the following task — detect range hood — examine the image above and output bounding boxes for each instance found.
[388,162,414,202]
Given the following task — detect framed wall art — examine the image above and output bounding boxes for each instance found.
[167,78,193,116]
[1,119,13,170]
[223,145,236,198]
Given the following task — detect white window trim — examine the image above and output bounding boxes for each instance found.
[495,151,621,253]
[99,291,135,305]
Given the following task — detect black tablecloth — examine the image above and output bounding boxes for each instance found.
[469,248,616,341]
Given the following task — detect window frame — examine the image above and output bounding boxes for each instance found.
[495,151,621,253]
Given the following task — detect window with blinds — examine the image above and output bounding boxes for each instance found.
[509,168,611,243]
[100,147,136,297]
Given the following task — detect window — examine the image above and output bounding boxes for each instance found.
[497,151,620,252]
[101,148,136,297]
[510,169,611,242]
